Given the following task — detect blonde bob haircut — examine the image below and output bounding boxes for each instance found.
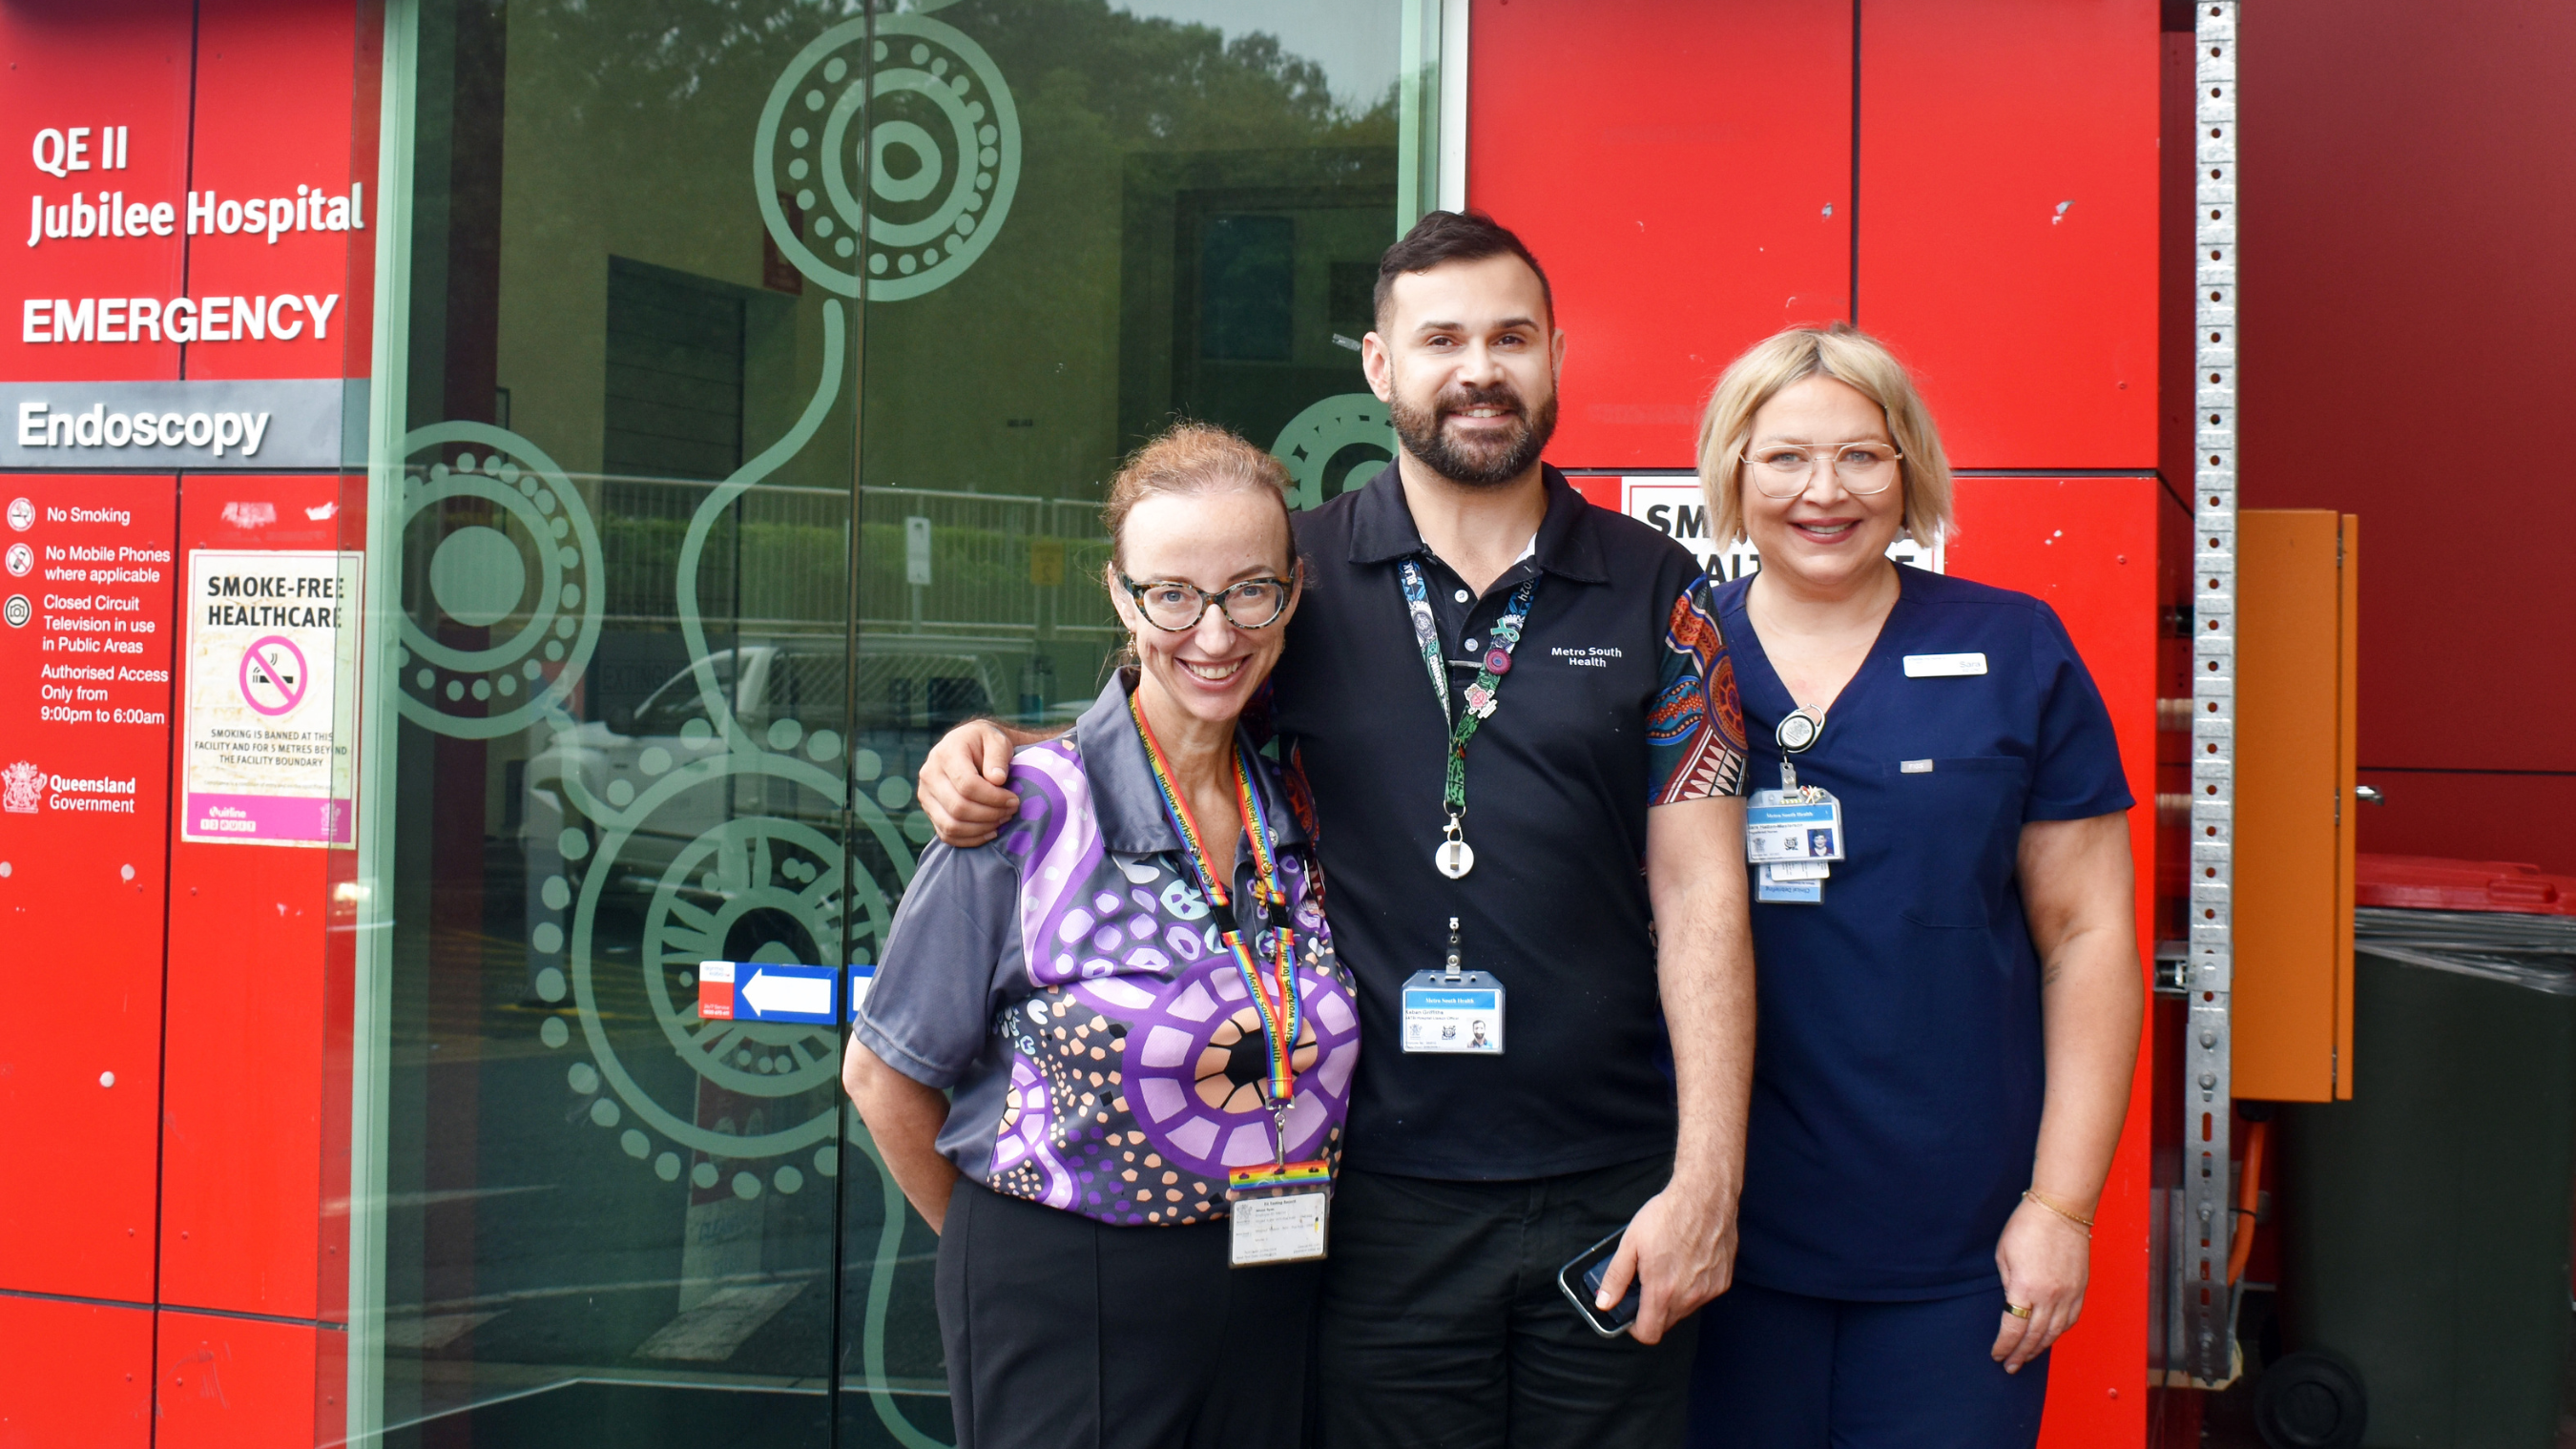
[1695,322,1952,549]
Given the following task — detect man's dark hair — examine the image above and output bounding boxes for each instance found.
[1373,210,1554,329]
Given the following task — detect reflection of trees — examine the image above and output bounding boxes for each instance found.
[507,0,1391,153]
[936,0,1395,149]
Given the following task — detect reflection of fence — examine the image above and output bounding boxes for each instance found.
[857,486,1116,644]
[586,477,1114,642]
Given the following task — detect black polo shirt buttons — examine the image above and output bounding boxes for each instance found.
[1452,588,1469,603]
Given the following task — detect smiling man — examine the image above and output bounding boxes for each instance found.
[917,212,1756,1449]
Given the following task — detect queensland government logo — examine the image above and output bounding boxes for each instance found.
[3,760,43,814]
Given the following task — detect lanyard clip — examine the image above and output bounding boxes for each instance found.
[1444,916,1465,981]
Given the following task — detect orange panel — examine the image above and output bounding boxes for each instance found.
[1945,475,2159,1449]
[0,1294,155,1448]
[155,1308,343,1449]
[1467,0,1854,468]
[2335,515,2358,1098]
[0,475,178,1302]
[1856,0,2160,468]
[2229,510,2347,1102]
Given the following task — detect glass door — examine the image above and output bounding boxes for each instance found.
[373,3,1413,1443]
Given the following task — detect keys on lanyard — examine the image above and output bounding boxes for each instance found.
[1748,705,1843,904]
[1127,691,1331,1265]
[1399,558,1538,880]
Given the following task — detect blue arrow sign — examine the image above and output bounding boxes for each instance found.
[699,960,840,1025]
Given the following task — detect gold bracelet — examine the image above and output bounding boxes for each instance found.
[2023,1189,2094,1234]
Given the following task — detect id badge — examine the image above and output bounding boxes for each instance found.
[1402,970,1505,1053]
[1228,1161,1331,1266]
[1756,862,1824,904]
[1746,788,1844,864]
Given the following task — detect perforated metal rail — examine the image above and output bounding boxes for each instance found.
[2181,0,2240,1387]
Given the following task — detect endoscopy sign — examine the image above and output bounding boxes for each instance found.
[1,379,346,468]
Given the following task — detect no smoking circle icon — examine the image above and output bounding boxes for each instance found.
[239,635,309,717]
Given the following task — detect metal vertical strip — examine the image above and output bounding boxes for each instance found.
[346,0,420,1440]
[2184,0,2239,1386]
[1436,0,1469,213]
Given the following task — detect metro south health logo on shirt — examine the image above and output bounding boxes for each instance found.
[1549,645,1624,669]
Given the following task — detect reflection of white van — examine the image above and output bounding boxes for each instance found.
[521,644,1003,894]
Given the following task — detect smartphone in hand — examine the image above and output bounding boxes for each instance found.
[1557,1228,1640,1337]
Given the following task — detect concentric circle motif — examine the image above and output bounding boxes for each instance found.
[1270,392,1396,510]
[554,746,898,1162]
[1108,950,1359,1183]
[395,423,604,738]
[756,12,1023,300]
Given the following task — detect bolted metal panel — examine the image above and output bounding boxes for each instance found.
[2183,0,2238,1385]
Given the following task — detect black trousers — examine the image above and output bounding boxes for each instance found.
[1314,1156,1695,1449]
[936,1177,1322,1449]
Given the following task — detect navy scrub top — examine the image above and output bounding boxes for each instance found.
[1716,566,2132,1301]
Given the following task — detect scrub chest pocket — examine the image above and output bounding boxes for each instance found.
[1884,756,2029,929]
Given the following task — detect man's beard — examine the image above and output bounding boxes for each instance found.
[1389,381,1559,488]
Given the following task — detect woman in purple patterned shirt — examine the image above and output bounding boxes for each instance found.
[844,424,1357,1449]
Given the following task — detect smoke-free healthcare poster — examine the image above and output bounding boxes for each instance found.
[179,548,362,845]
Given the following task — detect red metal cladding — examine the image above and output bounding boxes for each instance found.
[2237,0,2576,776]
[179,0,368,383]
[0,0,198,383]
[1947,475,2161,1449]
[0,1294,155,1448]
[155,1308,342,1449]
[0,475,178,1303]
[1857,0,2160,468]
[1467,0,1854,469]
[160,473,357,1323]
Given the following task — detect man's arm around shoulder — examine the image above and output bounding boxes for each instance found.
[918,716,1062,848]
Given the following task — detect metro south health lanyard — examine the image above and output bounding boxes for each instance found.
[1398,558,1539,880]
[1127,691,1306,1141]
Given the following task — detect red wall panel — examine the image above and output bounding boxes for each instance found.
[1467,0,1853,469]
[0,1294,155,1448]
[179,0,367,383]
[2236,1,2576,782]
[155,1309,343,1449]
[1857,0,2160,468]
[1946,475,2163,1449]
[159,473,354,1323]
[0,0,197,383]
[0,475,177,1303]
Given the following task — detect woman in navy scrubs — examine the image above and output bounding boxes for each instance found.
[1683,324,2143,1448]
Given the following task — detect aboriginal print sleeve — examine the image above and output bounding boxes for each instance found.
[1648,572,1750,804]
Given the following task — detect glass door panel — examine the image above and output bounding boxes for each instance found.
[377,4,1405,1444]
[384,0,857,1438]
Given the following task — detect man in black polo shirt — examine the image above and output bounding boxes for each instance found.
[918,212,1755,1448]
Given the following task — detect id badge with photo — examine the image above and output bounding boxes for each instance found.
[1402,970,1505,1054]
[1228,1160,1331,1266]
[1746,789,1845,864]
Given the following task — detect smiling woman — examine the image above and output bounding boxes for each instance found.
[1680,325,2142,1449]
[844,424,1354,1449]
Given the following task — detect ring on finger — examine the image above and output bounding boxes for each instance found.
[2005,1301,2033,1319]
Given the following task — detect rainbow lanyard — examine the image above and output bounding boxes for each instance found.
[1128,691,1304,1117]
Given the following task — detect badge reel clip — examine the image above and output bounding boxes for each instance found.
[1749,705,1842,904]
[1402,916,1505,1055]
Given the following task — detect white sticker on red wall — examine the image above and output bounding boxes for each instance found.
[179,548,362,846]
